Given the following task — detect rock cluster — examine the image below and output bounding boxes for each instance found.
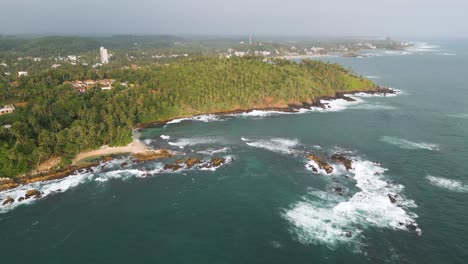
[25,189,42,199]
[132,149,174,162]
[2,197,14,205]
[199,158,226,169]
[331,153,353,171]
[306,155,333,174]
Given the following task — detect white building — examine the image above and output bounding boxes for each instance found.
[68,55,77,62]
[100,47,109,64]
[18,71,28,77]
[0,105,15,115]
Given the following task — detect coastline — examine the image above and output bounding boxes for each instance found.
[0,86,395,194]
[137,86,395,129]
[71,138,149,165]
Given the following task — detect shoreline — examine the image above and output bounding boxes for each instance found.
[71,138,149,165]
[137,86,395,129]
[0,86,395,193]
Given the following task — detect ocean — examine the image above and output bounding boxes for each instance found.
[1,40,467,263]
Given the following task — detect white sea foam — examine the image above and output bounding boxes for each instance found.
[166,114,223,124]
[244,138,299,154]
[143,139,152,145]
[449,113,468,119]
[305,97,363,113]
[380,136,439,150]
[365,75,381,79]
[426,176,468,193]
[160,135,170,140]
[437,53,456,56]
[198,147,230,155]
[284,159,420,250]
[168,137,224,149]
[229,110,288,118]
[305,160,332,175]
[0,172,93,214]
[407,42,441,52]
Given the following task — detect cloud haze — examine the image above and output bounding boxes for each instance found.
[1,0,467,37]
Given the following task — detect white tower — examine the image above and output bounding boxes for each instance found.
[100,47,109,64]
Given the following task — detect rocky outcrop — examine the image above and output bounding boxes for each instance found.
[25,189,42,199]
[334,187,344,195]
[132,149,174,162]
[163,164,183,171]
[184,158,202,168]
[199,158,226,169]
[306,155,333,174]
[102,156,113,162]
[2,197,14,205]
[331,153,353,171]
[17,163,98,185]
[0,178,19,192]
[387,193,398,204]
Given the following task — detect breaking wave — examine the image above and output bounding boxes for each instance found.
[448,113,468,119]
[166,114,223,125]
[229,110,288,118]
[426,176,468,193]
[160,135,170,140]
[380,136,439,150]
[243,138,300,154]
[284,158,420,250]
[197,147,230,155]
[437,53,456,56]
[168,137,225,149]
[0,173,93,214]
[0,153,235,214]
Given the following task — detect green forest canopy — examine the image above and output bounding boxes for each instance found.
[0,57,374,177]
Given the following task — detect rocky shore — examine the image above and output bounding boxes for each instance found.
[137,86,396,128]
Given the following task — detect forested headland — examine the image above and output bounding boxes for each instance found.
[0,56,375,177]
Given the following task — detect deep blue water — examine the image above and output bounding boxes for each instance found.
[1,40,467,263]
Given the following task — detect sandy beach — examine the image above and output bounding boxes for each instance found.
[72,138,149,165]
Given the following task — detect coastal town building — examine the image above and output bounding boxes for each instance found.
[100,47,109,64]
[0,105,15,115]
[18,71,28,77]
[65,79,115,92]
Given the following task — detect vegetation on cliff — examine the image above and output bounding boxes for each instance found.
[0,57,374,177]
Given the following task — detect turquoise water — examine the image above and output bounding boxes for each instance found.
[1,41,468,263]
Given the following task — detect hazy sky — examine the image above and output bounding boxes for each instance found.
[1,0,467,37]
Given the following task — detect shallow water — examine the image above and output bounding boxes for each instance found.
[1,40,468,263]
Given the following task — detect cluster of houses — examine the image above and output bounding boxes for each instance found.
[65,79,115,92]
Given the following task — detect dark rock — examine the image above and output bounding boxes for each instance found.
[121,162,128,168]
[25,189,42,199]
[331,153,353,171]
[345,231,352,238]
[2,197,14,205]
[18,197,24,202]
[387,193,398,204]
[163,164,182,171]
[334,187,344,194]
[406,222,418,231]
[200,158,226,169]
